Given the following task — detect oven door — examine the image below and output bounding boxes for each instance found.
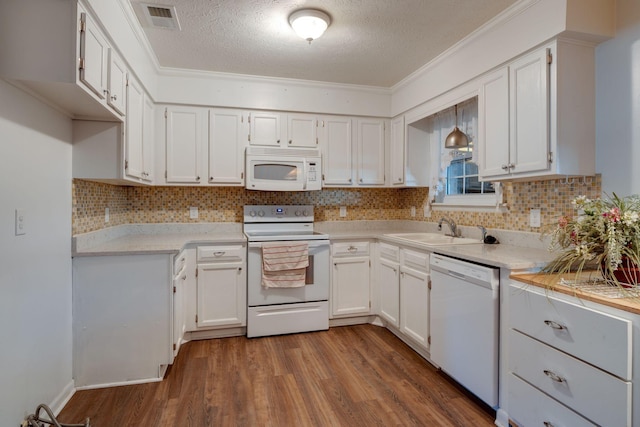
[247,240,329,306]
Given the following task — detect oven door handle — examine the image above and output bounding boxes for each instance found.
[249,241,329,249]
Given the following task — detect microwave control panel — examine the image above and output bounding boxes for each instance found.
[308,162,317,182]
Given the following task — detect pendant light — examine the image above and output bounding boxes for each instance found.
[444,104,469,149]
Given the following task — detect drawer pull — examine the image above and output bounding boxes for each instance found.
[347,246,357,252]
[213,251,226,257]
[544,320,566,330]
[181,275,187,280]
[543,422,555,427]
[543,369,566,383]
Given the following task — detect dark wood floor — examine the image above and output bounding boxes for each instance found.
[58,324,495,427]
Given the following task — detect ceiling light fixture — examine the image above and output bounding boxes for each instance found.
[289,9,331,44]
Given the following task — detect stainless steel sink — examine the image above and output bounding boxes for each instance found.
[384,232,483,246]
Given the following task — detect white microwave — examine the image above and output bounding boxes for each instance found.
[245,147,322,191]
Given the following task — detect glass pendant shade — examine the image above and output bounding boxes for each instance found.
[289,9,331,43]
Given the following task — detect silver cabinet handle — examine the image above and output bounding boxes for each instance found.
[213,251,225,257]
[347,246,357,252]
[289,140,292,144]
[397,177,402,181]
[349,178,352,183]
[501,164,509,170]
[359,178,363,183]
[181,275,186,280]
[196,176,201,181]
[543,369,566,383]
[111,94,117,101]
[277,139,280,144]
[544,320,566,330]
[543,422,555,427]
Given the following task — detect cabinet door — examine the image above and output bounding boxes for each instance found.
[478,67,510,179]
[379,258,400,327]
[248,111,282,146]
[357,119,385,185]
[400,266,429,349]
[107,49,127,116]
[209,109,246,184]
[166,107,205,184]
[196,262,246,328]
[321,116,353,186]
[142,95,154,182]
[509,48,550,175]
[287,113,318,147]
[172,268,186,359]
[79,12,109,100]
[389,116,405,185]
[331,256,370,317]
[125,76,144,180]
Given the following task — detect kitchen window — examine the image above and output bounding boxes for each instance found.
[430,97,503,211]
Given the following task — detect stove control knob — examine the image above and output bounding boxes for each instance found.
[249,210,256,217]
[258,210,265,217]
[295,210,302,216]
[302,210,309,217]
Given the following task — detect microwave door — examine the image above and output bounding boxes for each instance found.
[248,160,304,191]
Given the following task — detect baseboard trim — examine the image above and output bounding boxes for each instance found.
[75,376,163,391]
[50,380,75,416]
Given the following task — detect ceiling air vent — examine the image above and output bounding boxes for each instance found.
[137,3,181,30]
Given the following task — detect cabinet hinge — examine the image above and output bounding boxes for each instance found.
[322,174,325,181]
[428,278,432,290]
[173,343,176,351]
[547,48,552,65]
[247,114,251,124]
[195,268,198,278]
[548,152,553,164]
[79,15,86,32]
[164,108,168,119]
[369,260,371,267]
[78,57,85,70]
[195,314,198,323]
[428,336,431,345]
[248,134,251,142]
[241,172,244,179]
[369,301,371,308]
[316,137,318,145]
[124,160,128,170]
[173,286,176,294]
[165,170,167,179]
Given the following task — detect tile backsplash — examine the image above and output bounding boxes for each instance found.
[72,176,601,235]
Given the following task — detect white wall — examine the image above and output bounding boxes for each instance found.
[0,79,73,425]
[595,0,640,195]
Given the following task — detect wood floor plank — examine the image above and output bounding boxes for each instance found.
[57,324,496,427]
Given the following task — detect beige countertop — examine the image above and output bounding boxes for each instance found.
[512,272,640,315]
[73,222,555,270]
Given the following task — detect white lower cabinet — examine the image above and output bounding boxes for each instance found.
[399,263,429,349]
[376,243,430,350]
[72,254,173,388]
[507,282,633,427]
[330,241,371,318]
[172,249,189,359]
[194,244,246,329]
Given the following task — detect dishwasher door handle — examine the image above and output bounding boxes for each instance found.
[446,270,467,280]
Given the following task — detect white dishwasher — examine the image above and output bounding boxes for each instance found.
[429,253,500,408]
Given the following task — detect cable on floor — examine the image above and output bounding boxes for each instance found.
[24,403,90,427]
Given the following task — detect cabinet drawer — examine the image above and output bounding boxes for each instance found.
[508,373,596,427]
[401,248,429,271]
[509,330,631,427]
[197,245,244,263]
[509,282,632,380]
[332,241,370,257]
[379,242,399,261]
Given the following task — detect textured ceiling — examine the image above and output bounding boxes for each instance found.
[130,0,517,87]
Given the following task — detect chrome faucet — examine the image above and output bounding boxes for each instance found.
[438,217,459,237]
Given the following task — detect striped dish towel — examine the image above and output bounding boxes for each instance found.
[262,242,309,288]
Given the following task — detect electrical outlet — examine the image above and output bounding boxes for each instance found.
[339,206,347,217]
[410,206,416,217]
[529,208,541,228]
[15,209,26,236]
[190,207,199,219]
[105,207,110,223]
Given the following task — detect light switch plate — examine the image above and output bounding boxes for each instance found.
[105,207,110,223]
[190,207,198,219]
[529,208,541,228]
[15,209,26,235]
[410,206,416,217]
[339,206,347,217]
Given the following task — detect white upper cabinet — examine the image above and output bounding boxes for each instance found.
[125,75,154,183]
[287,113,319,147]
[478,40,596,181]
[107,49,127,116]
[208,109,246,185]
[356,118,386,185]
[79,12,109,102]
[390,115,405,186]
[165,107,206,184]
[320,116,353,186]
[248,111,283,146]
